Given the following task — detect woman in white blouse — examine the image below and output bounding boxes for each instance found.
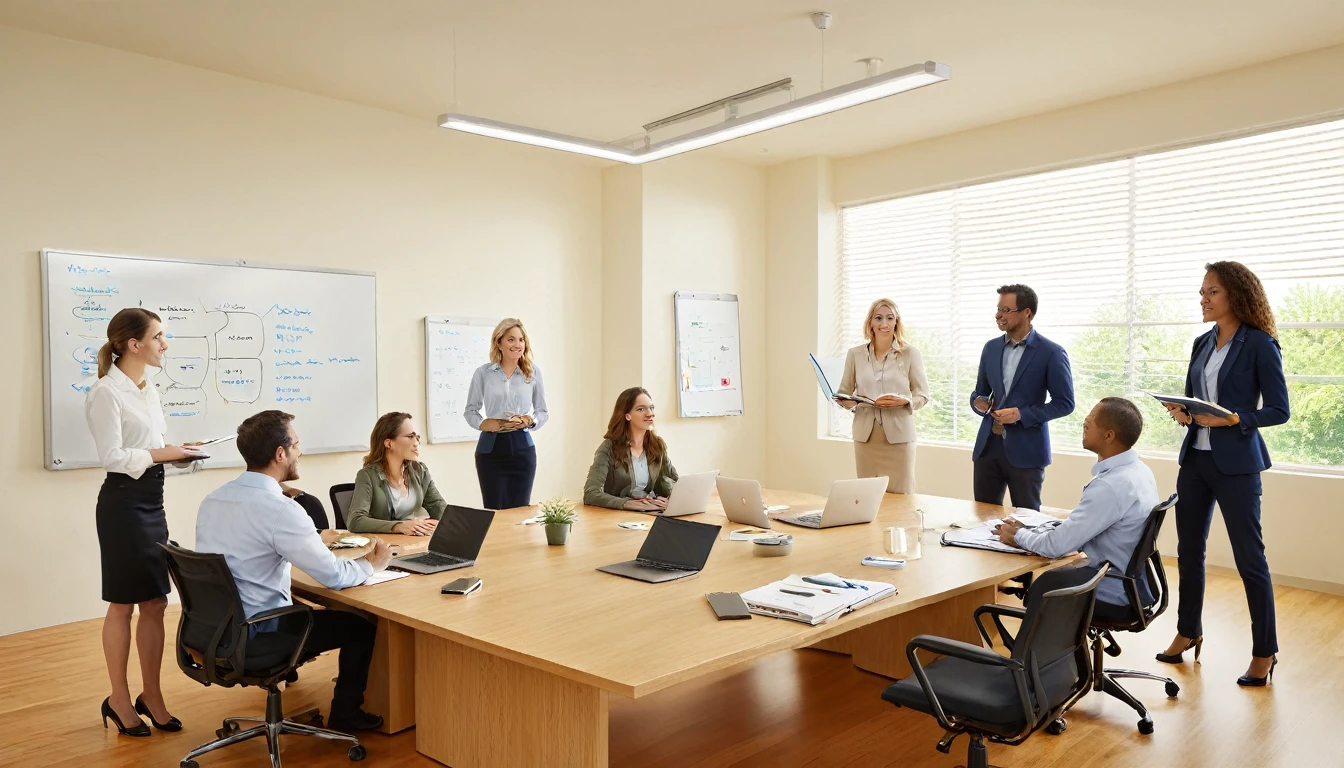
[464,318,549,509]
[84,308,196,736]
[836,298,931,493]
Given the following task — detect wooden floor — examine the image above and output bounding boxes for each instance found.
[1,570,1338,768]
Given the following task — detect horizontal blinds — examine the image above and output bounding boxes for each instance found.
[837,115,1344,464]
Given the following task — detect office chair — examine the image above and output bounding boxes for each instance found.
[329,483,356,530]
[978,493,1180,736]
[293,491,331,531]
[160,542,366,767]
[882,563,1106,768]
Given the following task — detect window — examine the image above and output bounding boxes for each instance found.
[832,117,1344,471]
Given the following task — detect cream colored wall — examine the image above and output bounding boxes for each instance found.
[0,26,603,635]
[768,44,1344,591]
[641,157,768,481]
[600,165,643,413]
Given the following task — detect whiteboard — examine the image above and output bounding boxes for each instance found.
[425,316,495,444]
[41,249,378,470]
[674,291,744,418]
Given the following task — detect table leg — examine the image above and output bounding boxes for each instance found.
[416,632,610,767]
[366,617,416,734]
[810,586,996,679]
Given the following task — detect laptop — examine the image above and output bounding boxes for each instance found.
[655,470,720,517]
[774,477,888,529]
[597,516,722,583]
[388,505,496,574]
[715,476,791,528]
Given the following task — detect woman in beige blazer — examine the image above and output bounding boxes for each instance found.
[837,298,930,493]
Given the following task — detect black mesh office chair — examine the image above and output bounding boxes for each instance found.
[293,491,331,531]
[882,564,1106,768]
[329,483,356,529]
[160,542,366,767]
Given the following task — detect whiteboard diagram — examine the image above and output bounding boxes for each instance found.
[42,249,378,470]
[674,291,744,418]
[425,317,495,443]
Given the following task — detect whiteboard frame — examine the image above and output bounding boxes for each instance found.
[423,315,497,444]
[40,247,379,470]
[673,291,744,418]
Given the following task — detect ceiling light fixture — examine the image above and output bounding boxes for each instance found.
[438,59,950,164]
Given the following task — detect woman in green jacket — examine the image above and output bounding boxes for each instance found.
[584,387,679,511]
[346,412,449,534]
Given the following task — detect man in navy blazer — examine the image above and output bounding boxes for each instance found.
[968,284,1075,511]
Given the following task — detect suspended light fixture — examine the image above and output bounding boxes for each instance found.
[438,60,949,164]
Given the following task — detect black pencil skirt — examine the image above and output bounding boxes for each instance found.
[96,464,171,605]
[474,430,537,510]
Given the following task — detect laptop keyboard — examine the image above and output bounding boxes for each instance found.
[635,558,687,572]
[402,552,466,567]
[789,512,823,527]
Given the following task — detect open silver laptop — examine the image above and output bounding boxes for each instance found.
[715,476,791,528]
[597,516,722,583]
[774,477,888,529]
[388,505,495,574]
[652,470,720,517]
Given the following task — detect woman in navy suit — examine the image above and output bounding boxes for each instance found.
[1156,261,1289,687]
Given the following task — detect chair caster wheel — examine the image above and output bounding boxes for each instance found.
[217,719,240,739]
[1165,681,1180,697]
[1138,718,1154,735]
[348,744,367,761]
[1046,718,1067,735]
[181,762,199,768]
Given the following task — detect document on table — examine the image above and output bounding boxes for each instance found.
[941,521,1033,555]
[741,573,896,625]
[361,570,410,586]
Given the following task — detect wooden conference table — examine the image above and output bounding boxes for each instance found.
[292,490,1060,768]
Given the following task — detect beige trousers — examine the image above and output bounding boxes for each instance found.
[854,433,916,494]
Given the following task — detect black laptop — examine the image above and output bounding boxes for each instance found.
[597,516,721,583]
[388,505,496,574]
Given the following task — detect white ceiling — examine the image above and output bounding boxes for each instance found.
[2,0,1343,164]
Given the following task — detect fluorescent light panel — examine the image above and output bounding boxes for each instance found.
[438,61,949,164]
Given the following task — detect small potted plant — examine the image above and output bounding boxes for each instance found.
[539,496,576,546]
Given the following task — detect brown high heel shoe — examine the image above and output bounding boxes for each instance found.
[101,697,150,737]
[1155,635,1203,664]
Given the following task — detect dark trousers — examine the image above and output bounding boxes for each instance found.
[249,609,377,718]
[1175,449,1277,657]
[475,430,537,510]
[972,433,1046,510]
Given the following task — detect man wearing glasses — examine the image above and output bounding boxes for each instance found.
[968,284,1075,511]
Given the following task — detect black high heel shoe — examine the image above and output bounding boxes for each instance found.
[134,694,183,732]
[1155,635,1203,664]
[101,697,150,737]
[1237,655,1278,687]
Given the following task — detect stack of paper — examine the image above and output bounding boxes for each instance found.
[741,573,896,625]
[940,511,1062,554]
[360,570,409,587]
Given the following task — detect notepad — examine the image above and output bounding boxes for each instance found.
[741,573,896,625]
[361,570,409,586]
[1146,393,1232,417]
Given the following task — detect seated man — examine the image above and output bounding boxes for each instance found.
[197,410,393,731]
[994,397,1160,619]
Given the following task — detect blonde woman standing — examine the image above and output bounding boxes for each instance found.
[836,299,930,493]
[464,318,549,509]
[85,308,197,736]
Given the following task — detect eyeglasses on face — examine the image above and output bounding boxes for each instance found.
[995,307,1025,316]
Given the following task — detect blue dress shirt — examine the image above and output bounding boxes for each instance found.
[1013,449,1159,607]
[1001,334,1028,399]
[464,362,549,452]
[196,472,373,624]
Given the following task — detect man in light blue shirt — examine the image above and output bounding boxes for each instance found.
[197,410,393,731]
[995,397,1160,613]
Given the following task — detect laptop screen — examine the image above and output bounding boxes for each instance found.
[428,505,496,561]
[637,516,721,570]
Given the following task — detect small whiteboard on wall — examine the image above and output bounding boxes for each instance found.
[424,316,495,444]
[674,291,744,418]
[41,249,378,470]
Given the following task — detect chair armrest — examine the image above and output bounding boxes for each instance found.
[973,604,1026,651]
[240,603,315,675]
[906,634,1024,731]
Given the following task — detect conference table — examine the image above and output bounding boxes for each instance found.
[292,490,1062,767]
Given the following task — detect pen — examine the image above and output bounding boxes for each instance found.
[780,589,814,597]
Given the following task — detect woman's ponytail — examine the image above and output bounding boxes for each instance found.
[96,341,116,378]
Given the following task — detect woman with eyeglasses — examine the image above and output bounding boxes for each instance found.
[584,387,678,511]
[345,412,449,535]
